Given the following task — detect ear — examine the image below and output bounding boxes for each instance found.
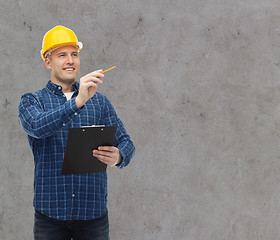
[44,58,52,70]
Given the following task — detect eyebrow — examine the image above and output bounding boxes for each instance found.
[56,51,79,55]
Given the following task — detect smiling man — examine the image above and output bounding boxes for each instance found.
[18,26,135,240]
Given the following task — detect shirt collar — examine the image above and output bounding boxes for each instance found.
[46,81,79,95]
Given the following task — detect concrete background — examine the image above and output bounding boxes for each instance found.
[1,0,280,239]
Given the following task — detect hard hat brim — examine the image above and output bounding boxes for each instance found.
[41,41,83,60]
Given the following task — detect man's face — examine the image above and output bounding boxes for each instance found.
[45,45,80,86]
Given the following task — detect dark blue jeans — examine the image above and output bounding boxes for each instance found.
[33,210,110,240]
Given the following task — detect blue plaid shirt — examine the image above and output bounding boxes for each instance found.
[18,81,135,220]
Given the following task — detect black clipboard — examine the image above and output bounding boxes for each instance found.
[61,126,117,174]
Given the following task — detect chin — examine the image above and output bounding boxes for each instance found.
[66,79,76,84]
[58,78,76,85]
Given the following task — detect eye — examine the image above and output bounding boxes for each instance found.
[72,52,79,57]
[58,53,66,57]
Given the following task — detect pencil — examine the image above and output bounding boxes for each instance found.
[101,66,116,74]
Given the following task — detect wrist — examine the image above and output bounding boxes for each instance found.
[112,154,123,167]
[75,96,84,109]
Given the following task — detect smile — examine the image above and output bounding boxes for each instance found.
[63,67,75,71]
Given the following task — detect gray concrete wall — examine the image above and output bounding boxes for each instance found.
[1,0,280,239]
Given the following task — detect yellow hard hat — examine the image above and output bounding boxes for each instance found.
[41,25,83,60]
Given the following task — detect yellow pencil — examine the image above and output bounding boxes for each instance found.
[101,66,116,74]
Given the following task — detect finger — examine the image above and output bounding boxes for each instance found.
[96,154,112,161]
[92,73,104,79]
[90,78,103,84]
[80,78,102,87]
[99,156,118,166]
[88,71,104,78]
[93,150,117,159]
[92,149,108,157]
[98,146,118,152]
[83,76,103,84]
[81,74,103,83]
[93,152,116,166]
[82,81,98,90]
[98,158,115,166]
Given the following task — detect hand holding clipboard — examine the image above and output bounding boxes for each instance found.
[62,126,117,174]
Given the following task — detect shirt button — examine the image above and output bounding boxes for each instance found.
[72,194,75,198]
[74,113,78,116]
[63,124,66,126]
[58,87,61,90]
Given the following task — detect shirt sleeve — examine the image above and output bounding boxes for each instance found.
[18,93,80,139]
[103,96,135,168]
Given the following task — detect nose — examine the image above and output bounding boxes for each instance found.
[66,54,74,64]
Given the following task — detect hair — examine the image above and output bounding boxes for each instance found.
[44,52,53,62]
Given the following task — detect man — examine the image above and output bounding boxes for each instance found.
[18,25,135,240]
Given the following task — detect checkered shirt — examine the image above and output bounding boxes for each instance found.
[18,81,135,220]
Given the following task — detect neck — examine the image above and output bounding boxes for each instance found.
[62,86,74,93]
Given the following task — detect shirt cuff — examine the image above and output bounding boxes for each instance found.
[61,98,81,123]
[115,149,127,169]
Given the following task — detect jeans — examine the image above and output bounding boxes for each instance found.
[33,210,110,240]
